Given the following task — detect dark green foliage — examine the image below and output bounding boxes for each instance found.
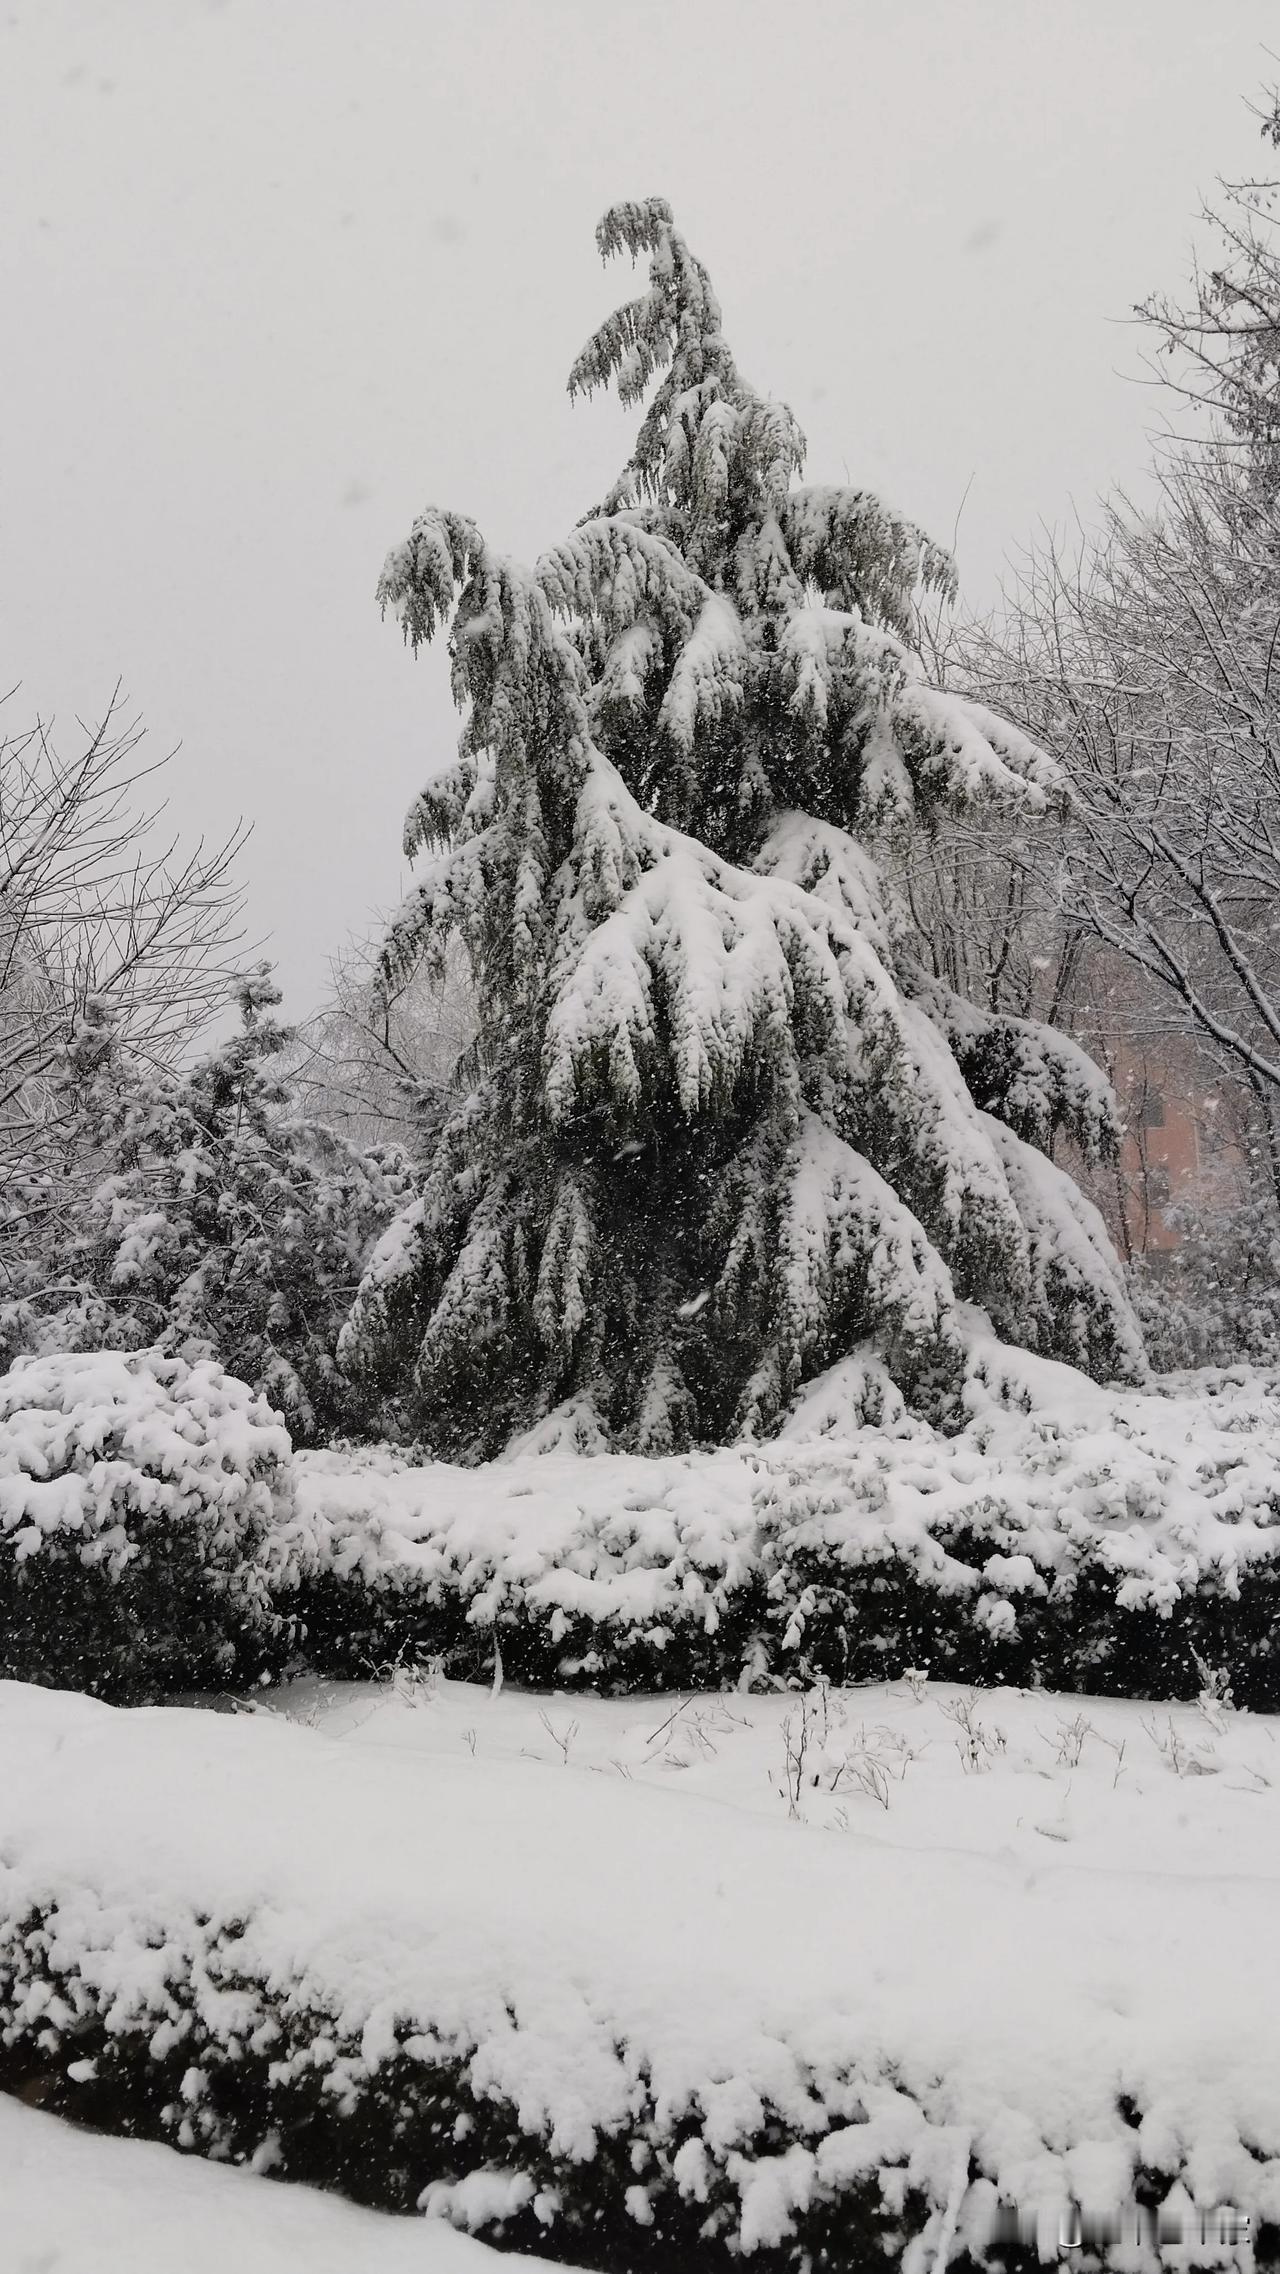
[0,1529,292,1705]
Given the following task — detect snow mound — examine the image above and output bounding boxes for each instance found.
[1,2095,574,2274]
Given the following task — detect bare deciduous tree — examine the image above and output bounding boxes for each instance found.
[974,470,1280,1211]
[286,929,475,1154]
[0,682,249,1226]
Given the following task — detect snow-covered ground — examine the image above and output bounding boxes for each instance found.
[2,1669,1279,2262]
[2,2093,572,2272]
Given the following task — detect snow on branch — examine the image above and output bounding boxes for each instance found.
[734,1112,964,1435]
[918,976,1118,1162]
[982,1114,1145,1381]
[538,517,705,640]
[783,485,957,635]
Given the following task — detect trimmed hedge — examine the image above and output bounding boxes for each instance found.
[286,1527,1280,1712]
[6,1345,1280,1716]
[280,1356,1280,1709]
[3,1896,1274,2273]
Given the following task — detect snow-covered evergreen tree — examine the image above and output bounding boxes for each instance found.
[344,199,1142,1457]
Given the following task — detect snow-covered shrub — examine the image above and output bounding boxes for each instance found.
[0,1893,933,2274]
[1130,1192,1280,1372]
[0,1350,299,1698]
[285,1348,1280,1708]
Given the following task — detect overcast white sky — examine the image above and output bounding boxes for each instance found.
[2,0,1276,1016]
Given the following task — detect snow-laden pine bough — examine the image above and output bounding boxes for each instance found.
[2,1679,1279,2274]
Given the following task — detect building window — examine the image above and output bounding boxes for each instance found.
[1142,1090,1166,1129]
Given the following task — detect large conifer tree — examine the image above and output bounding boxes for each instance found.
[343,199,1143,1457]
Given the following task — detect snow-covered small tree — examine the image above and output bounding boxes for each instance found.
[344,200,1142,1457]
[1,969,413,1443]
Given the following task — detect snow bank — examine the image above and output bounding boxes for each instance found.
[2,1675,1278,2269]
[287,1339,1280,1706]
[2,2096,573,2273]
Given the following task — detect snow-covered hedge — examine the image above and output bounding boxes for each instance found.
[3,1681,1280,2274]
[288,1345,1280,1708]
[0,1905,931,2270]
[11,1338,1280,1714]
[0,1351,298,1697]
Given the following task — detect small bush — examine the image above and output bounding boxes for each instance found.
[0,1350,299,1699]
